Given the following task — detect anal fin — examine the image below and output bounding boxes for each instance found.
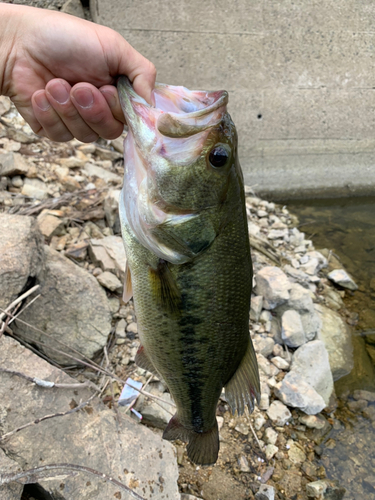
[163,415,219,466]
[135,345,160,378]
[224,338,260,416]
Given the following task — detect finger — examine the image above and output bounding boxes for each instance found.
[101,27,156,105]
[32,90,74,142]
[46,79,99,143]
[70,83,125,140]
[99,85,126,124]
[131,60,157,107]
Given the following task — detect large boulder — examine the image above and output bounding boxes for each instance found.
[13,246,112,365]
[0,335,180,500]
[291,340,334,405]
[315,304,354,381]
[0,214,44,310]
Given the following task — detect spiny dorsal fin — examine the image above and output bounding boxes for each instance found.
[224,337,260,416]
[149,259,181,315]
[122,261,133,303]
[135,345,160,378]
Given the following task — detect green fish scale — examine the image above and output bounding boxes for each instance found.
[122,193,252,434]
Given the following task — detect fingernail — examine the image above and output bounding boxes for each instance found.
[100,90,116,109]
[73,88,94,108]
[34,92,50,111]
[48,81,69,104]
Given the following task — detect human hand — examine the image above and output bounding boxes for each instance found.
[1,4,156,142]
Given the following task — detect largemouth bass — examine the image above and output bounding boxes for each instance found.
[118,76,260,465]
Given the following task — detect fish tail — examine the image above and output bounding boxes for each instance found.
[163,415,219,466]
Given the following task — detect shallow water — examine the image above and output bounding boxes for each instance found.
[284,196,375,498]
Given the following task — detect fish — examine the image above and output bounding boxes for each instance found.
[117,76,260,466]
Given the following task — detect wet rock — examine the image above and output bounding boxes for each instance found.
[347,399,368,411]
[0,335,180,500]
[267,400,292,426]
[292,340,334,405]
[0,214,44,310]
[96,270,123,293]
[0,449,23,500]
[0,152,29,177]
[13,246,112,365]
[89,236,126,280]
[281,310,306,347]
[255,267,291,309]
[362,406,375,421]
[275,371,326,415]
[299,414,327,430]
[306,479,345,499]
[253,335,275,357]
[353,389,375,402]
[255,484,275,500]
[315,304,353,380]
[21,178,49,199]
[250,295,263,321]
[327,269,358,291]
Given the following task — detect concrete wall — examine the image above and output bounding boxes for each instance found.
[91,0,375,199]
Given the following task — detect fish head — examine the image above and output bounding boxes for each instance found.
[118,76,244,264]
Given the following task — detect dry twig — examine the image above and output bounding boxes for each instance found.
[0,463,145,500]
[0,392,96,443]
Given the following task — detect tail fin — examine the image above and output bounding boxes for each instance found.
[163,415,219,466]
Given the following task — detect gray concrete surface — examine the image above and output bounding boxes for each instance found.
[91,0,375,199]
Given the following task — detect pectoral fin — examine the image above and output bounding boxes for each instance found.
[122,262,133,303]
[224,338,260,415]
[149,259,181,315]
[151,212,217,262]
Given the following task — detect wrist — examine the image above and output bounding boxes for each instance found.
[0,4,26,96]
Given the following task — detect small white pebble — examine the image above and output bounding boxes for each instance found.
[286,444,290,449]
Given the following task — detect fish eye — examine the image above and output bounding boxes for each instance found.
[209,146,229,168]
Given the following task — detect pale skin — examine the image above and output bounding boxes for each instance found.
[0,3,156,142]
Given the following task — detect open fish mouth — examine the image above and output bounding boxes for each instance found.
[118,76,228,141]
